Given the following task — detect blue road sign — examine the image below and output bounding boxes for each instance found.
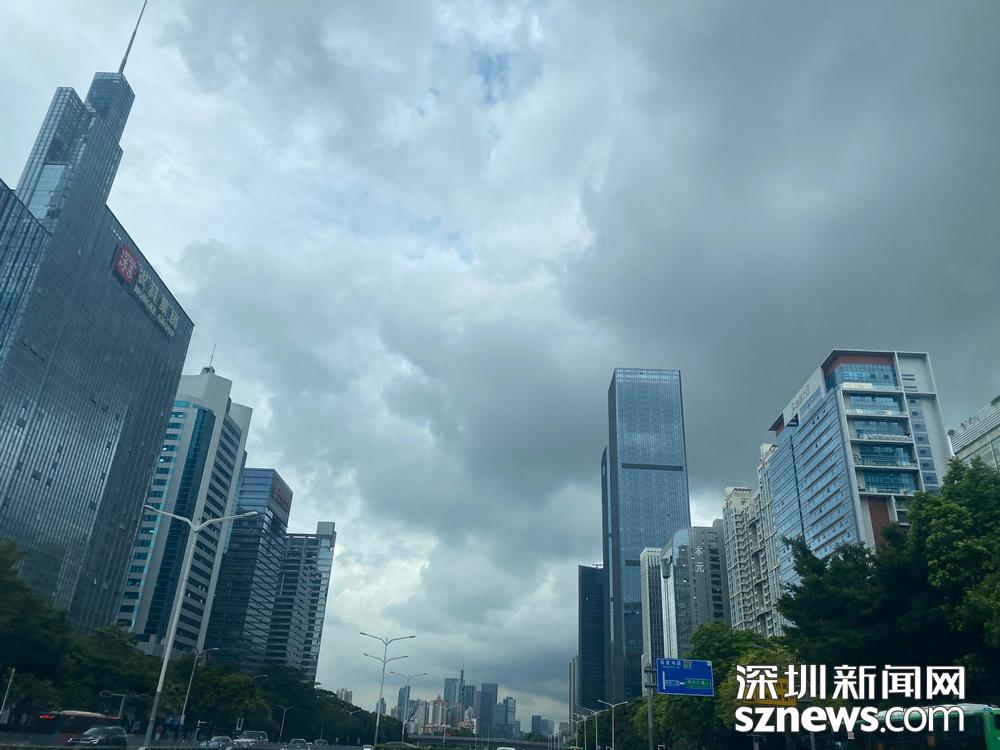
[656,658,715,697]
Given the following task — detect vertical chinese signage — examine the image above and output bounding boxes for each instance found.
[113,243,179,337]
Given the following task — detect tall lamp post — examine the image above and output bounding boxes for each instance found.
[360,632,415,749]
[572,713,589,750]
[389,671,426,743]
[597,700,627,750]
[278,706,296,742]
[180,647,219,737]
[143,506,259,745]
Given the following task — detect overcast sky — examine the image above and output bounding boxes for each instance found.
[2,0,999,723]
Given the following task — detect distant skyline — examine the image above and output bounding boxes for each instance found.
[2,0,999,721]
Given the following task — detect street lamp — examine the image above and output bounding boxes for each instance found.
[278,706,296,742]
[388,671,427,743]
[359,632,415,748]
[578,708,601,750]
[572,713,589,750]
[143,506,259,746]
[597,701,627,750]
[99,691,126,720]
[180,647,219,736]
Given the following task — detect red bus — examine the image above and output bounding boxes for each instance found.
[34,711,122,744]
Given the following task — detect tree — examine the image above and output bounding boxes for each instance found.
[779,458,1000,704]
[0,541,74,681]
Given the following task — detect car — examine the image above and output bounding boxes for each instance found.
[66,726,127,747]
[312,741,328,747]
[285,739,308,750]
[234,730,269,747]
[363,745,373,750]
[203,736,234,749]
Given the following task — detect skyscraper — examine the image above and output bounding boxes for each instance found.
[266,521,336,679]
[461,684,476,711]
[478,683,498,732]
[577,564,605,711]
[639,548,664,670]
[205,468,292,671]
[117,366,252,655]
[950,396,1000,469]
[0,13,193,631]
[444,677,460,705]
[602,368,691,700]
[660,522,729,658]
[767,351,951,589]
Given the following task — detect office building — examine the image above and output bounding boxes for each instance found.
[117,366,252,655]
[531,715,543,735]
[639,547,665,669]
[461,684,476,711]
[559,722,569,737]
[335,689,353,704]
[478,683,498,731]
[767,351,951,588]
[0,20,193,631]
[661,521,729,658]
[444,677,460,705]
[577,564,605,710]
[602,368,691,700]
[377,698,387,716]
[266,521,336,679]
[950,396,1000,469]
[205,468,292,671]
[396,685,410,721]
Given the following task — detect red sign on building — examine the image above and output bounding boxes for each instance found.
[114,243,139,284]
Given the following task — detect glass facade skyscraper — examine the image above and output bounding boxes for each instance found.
[205,468,292,672]
[767,351,951,590]
[577,564,605,711]
[266,521,336,679]
[602,368,690,701]
[0,58,192,630]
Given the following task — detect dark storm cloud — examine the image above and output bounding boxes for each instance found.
[3,0,998,721]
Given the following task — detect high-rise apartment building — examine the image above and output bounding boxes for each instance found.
[205,468,292,671]
[266,521,336,679]
[602,368,691,700]
[577,564,605,711]
[723,444,784,638]
[661,522,729,658]
[117,367,251,655]
[336,689,354,704]
[950,396,1000,469]
[0,27,192,631]
[767,351,951,589]
[639,547,664,669]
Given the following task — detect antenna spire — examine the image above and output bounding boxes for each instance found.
[119,0,149,75]
[208,342,217,368]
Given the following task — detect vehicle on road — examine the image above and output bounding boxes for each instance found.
[34,711,121,745]
[65,726,128,747]
[234,730,269,746]
[285,739,308,749]
[312,740,328,747]
[200,736,234,748]
[363,744,373,750]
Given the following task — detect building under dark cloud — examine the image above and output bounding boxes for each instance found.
[0,51,192,630]
[602,368,691,701]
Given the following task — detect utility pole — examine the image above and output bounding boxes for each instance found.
[0,667,14,725]
[643,663,655,750]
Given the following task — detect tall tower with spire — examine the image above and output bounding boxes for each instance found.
[0,3,193,631]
